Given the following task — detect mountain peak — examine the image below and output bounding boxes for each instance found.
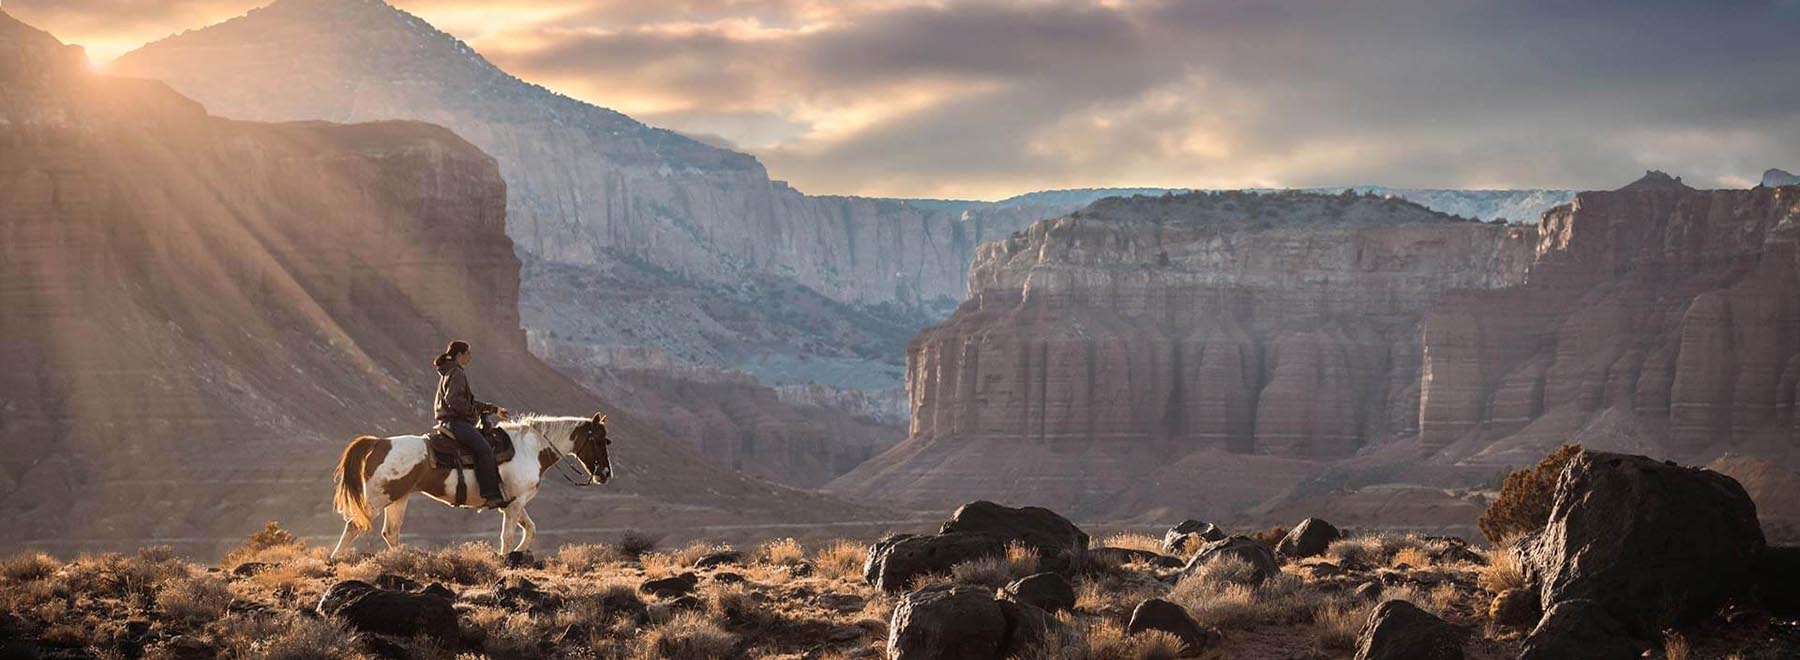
[0,9,88,83]
[1764,168,1800,188]
[1616,170,1694,193]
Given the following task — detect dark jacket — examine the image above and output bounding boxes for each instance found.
[434,361,497,422]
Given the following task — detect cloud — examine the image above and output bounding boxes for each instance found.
[10,0,1800,198]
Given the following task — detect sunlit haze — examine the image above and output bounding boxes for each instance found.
[11,0,1800,199]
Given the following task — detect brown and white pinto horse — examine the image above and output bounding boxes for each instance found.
[330,413,612,559]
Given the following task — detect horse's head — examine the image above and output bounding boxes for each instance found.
[570,412,613,484]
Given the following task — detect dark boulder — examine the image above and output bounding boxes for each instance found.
[1126,598,1219,655]
[1182,536,1280,584]
[867,532,1006,593]
[887,584,1008,660]
[1488,589,1539,628]
[1163,520,1226,555]
[229,562,272,577]
[1753,546,1800,618]
[1275,518,1342,560]
[1519,451,1765,637]
[693,550,743,569]
[1353,599,1462,660]
[999,572,1076,613]
[1519,599,1642,660]
[316,580,459,642]
[995,599,1064,658]
[865,534,919,584]
[503,550,539,569]
[939,501,1089,572]
[1354,581,1383,600]
[638,572,699,598]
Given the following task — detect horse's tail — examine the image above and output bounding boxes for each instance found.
[333,435,380,530]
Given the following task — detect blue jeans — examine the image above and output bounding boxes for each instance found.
[444,419,503,500]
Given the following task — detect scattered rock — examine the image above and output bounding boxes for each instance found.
[887,584,1008,660]
[995,599,1064,658]
[503,550,539,569]
[1275,518,1342,560]
[1754,546,1800,618]
[1519,451,1766,636]
[939,501,1089,572]
[1182,536,1280,584]
[999,572,1076,613]
[316,580,460,642]
[1305,562,1344,579]
[1519,599,1642,660]
[639,572,700,598]
[818,592,867,613]
[1353,599,1463,660]
[1488,589,1539,628]
[713,572,746,584]
[493,575,562,612]
[1126,598,1219,655]
[1163,519,1226,555]
[867,532,1007,593]
[598,590,649,625]
[229,562,272,577]
[666,594,704,611]
[694,550,743,569]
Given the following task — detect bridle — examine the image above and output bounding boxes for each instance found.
[548,419,608,488]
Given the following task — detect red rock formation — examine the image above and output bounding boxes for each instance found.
[830,192,1533,513]
[0,12,872,553]
[1424,174,1800,465]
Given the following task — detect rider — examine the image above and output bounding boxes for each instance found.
[433,340,512,509]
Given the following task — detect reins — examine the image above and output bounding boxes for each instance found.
[545,425,601,488]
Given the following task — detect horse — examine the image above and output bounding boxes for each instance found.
[329,412,612,559]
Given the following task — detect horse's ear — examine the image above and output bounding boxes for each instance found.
[592,412,607,425]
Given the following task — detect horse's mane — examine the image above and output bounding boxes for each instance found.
[501,414,587,440]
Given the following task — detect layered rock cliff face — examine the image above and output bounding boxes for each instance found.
[833,176,1800,515]
[829,192,1533,513]
[0,12,869,552]
[1421,174,1800,466]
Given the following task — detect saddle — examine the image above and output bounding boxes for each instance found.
[427,423,516,469]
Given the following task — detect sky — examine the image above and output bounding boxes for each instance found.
[8,0,1800,200]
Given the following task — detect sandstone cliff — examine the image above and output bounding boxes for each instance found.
[828,191,1534,514]
[1421,174,1800,466]
[833,176,1800,516]
[0,11,871,553]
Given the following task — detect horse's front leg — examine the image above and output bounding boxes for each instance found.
[497,507,514,554]
[512,506,537,553]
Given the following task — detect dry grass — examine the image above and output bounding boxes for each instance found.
[617,530,663,558]
[1478,539,1529,594]
[1008,541,1042,576]
[1081,619,1187,660]
[339,543,500,585]
[1392,546,1433,568]
[642,541,719,578]
[0,551,60,583]
[1100,532,1165,554]
[813,539,867,581]
[1314,600,1373,651]
[633,611,739,660]
[756,537,806,566]
[557,543,631,572]
[155,574,234,625]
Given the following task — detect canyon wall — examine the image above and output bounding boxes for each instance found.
[0,11,869,552]
[828,191,1534,514]
[1420,174,1800,466]
[831,176,1800,515]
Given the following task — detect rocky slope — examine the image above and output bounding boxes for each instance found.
[830,191,1535,514]
[833,174,1800,516]
[0,11,873,555]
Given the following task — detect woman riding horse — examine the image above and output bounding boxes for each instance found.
[434,340,511,509]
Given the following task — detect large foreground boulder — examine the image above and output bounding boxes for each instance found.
[1162,519,1225,555]
[1518,599,1642,660]
[317,580,459,642]
[1353,600,1462,660]
[1520,451,1765,637]
[887,584,1061,660]
[888,585,1007,660]
[1754,546,1800,618]
[867,532,1007,593]
[1275,518,1342,559]
[1182,536,1280,584]
[940,501,1089,571]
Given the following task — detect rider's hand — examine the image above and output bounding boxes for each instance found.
[496,407,510,420]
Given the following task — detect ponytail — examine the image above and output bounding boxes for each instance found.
[434,340,470,367]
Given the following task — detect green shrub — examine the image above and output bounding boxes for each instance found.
[1478,444,1581,544]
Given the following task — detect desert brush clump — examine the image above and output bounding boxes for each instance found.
[633,611,739,660]
[1479,444,1582,544]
